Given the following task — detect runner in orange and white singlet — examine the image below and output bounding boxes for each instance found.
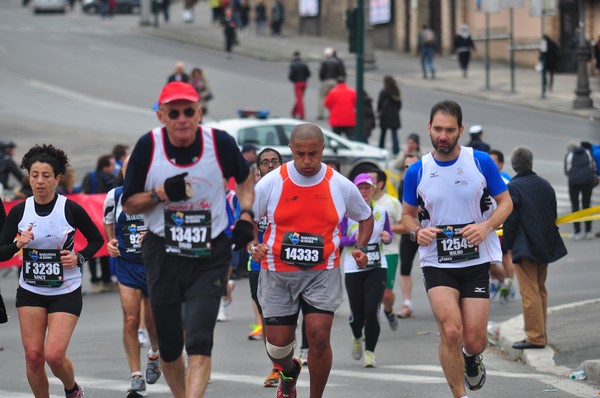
[251,123,374,398]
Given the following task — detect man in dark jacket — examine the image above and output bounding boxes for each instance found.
[466,125,491,153]
[503,146,567,350]
[318,47,344,120]
[288,51,311,120]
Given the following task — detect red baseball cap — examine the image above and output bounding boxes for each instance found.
[158,82,199,105]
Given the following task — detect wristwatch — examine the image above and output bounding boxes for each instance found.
[150,189,162,203]
[240,208,255,219]
[358,246,369,254]
[76,253,86,266]
[409,228,422,242]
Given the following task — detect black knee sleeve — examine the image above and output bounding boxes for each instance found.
[152,302,184,362]
[184,295,220,356]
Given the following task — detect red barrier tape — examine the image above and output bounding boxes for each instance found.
[0,194,109,268]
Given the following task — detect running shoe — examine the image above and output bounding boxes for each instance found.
[146,355,161,385]
[351,337,363,361]
[384,309,399,331]
[264,368,280,387]
[464,354,486,391]
[396,305,414,319]
[276,358,301,398]
[65,382,84,398]
[217,299,231,322]
[127,376,147,398]
[364,350,376,368]
[299,348,309,367]
[584,231,594,240]
[248,323,263,340]
[137,328,149,347]
[499,280,512,303]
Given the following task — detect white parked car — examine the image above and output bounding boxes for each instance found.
[204,116,389,179]
[32,0,67,13]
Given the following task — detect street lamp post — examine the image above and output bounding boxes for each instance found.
[572,0,593,109]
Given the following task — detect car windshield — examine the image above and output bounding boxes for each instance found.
[238,125,286,146]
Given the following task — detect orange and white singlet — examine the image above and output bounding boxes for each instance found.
[253,162,372,272]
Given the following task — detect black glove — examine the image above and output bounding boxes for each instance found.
[581,141,592,150]
[164,172,190,202]
[231,219,254,251]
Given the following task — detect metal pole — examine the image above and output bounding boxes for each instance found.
[355,0,366,143]
[140,0,150,26]
[572,0,593,109]
[509,7,515,93]
[541,12,545,99]
[485,12,490,90]
[363,0,377,71]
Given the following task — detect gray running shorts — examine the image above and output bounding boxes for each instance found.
[257,267,343,319]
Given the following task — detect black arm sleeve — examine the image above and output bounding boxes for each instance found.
[121,133,153,205]
[0,203,25,261]
[65,199,104,261]
[0,198,6,232]
[214,129,250,183]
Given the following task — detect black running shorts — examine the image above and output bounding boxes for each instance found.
[16,286,83,316]
[422,263,490,299]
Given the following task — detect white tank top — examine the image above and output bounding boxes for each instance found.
[143,126,227,240]
[18,195,79,295]
[417,147,501,268]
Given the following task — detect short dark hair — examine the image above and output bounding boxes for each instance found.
[511,146,533,173]
[21,144,70,176]
[96,154,114,172]
[257,147,283,167]
[489,149,504,164]
[429,100,463,128]
[112,144,129,160]
[369,168,387,186]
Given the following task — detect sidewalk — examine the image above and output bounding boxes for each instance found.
[134,1,600,387]
[134,1,600,122]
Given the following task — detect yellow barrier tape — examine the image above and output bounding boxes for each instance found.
[496,205,600,236]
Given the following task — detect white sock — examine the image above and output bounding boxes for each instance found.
[462,346,473,357]
[460,396,469,398]
[148,348,159,357]
[403,300,413,308]
[131,371,143,377]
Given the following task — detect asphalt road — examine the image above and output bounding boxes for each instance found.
[0,1,599,397]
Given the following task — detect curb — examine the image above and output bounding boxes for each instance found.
[497,298,600,385]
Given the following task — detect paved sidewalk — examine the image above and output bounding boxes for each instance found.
[134,1,600,122]
[133,1,600,388]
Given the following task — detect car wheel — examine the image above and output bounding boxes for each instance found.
[33,8,40,13]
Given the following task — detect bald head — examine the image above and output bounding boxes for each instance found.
[290,123,324,145]
[289,124,325,177]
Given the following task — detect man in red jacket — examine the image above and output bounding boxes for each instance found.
[324,77,356,139]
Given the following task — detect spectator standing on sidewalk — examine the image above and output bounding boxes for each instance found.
[254,0,267,35]
[454,24,476,78]
[540,35,559,91]
[324,76,356,140]
[190,67,213,115]
[377,76,402,155]
[393,133,422,197]
[564,141,596,240]
[318,47,343,120]
[221,6,238,59]
[161,0,170,23]
[466,125,491,153]
[288,51,311,120]
[0,140,25,192]
[503,147,567,350]
[418,25,436,79]
[270,0,284,36]
[81,154,117,294]
[167,62,189,83]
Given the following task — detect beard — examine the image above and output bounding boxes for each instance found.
[431,135,459,155]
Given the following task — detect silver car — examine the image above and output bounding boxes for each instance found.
[32,0,67,13]
[204,117,389,179]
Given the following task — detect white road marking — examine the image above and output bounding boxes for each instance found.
[26,80,153,116]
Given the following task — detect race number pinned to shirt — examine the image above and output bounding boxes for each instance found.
[436,223,480,263]
[364,244,382,268]
[122,218,147,255]
[280,232,324,270]
[22,248,63,288]
[164,209,212,257]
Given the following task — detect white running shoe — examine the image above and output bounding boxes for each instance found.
[217,299,231,322]
[351,337,363,361]
[364,351,376,368]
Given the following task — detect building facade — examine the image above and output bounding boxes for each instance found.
[278,0,599,71]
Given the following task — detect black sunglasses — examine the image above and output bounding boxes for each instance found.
[167,108,196,120]
[259,159,281,167]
